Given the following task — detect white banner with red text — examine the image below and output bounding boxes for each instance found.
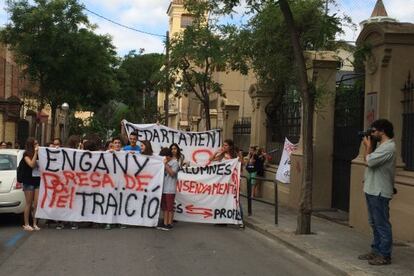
[35,147,164,227]
[275,138,298,183]
[122,120,221,166]
[174,158,242,225]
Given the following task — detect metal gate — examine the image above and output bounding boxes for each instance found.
[332,75,364,211]
[233,117,251,152]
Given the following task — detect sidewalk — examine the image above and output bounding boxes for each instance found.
[241,197,414,276]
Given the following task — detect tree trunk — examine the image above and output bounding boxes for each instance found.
[203,97,211,130]
[50,103,57,142]
[279,0,314,234]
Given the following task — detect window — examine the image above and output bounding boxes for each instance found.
[0,154,17,170]
[181,15,194,28]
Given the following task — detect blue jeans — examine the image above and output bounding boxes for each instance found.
[365,193,393,258]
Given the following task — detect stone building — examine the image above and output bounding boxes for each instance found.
[0,44,30,147]
[158,0,256,152]
[0,44,69,147]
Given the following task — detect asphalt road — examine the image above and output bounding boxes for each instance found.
[0,216,333,276]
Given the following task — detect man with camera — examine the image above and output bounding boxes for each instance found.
[358,119,396,265]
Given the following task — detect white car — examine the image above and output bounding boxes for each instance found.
[0,149,25,214]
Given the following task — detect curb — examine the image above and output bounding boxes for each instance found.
[244,219,350,276]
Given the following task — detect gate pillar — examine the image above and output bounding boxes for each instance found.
[349,22,414,241]
[248,84,272,149]
[289,51,338,210]
[221,99,239,141]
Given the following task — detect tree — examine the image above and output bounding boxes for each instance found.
[168,1,245,130]
[1,0,118,140]
[116,51,164,124]
[208,0,345,234]
[72,52,164,139]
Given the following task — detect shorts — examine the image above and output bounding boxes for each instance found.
[161,194,175,212]
[23,183,40,191]
[247,172,257,185]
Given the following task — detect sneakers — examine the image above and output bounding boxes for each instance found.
[358,252,378,260]
[119,225,127,229]
[71,223,79,230]
[358,253,391,265]
[368,256,392,265]
[157,224,170,231]
[22,225,33,231]
[56,223,64,230]
[104,224,111,230]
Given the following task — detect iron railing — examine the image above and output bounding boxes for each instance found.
[241,175,279,225]
[233,117,251,152]
[402,72,414,171]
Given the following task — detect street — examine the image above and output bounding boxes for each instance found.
[0,215,333,276]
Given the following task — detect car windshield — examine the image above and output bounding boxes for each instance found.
[0,154,17,171]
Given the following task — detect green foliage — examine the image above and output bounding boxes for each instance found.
[84,52,164,137]
[168,2,247,129]
[116,52,164,123]
[225,0,344,96]
[353,43,372,73]
[1,0,118,112]
[335,78,364,127]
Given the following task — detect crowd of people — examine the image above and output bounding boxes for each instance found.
[16,130,266,232]
[0,140,19,149]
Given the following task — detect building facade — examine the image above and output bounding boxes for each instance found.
[158,0,255,149]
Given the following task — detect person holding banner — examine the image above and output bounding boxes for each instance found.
[111,136,123,152]
[210,139,238,162]
[123,131,141,153]
[140,140,154,156]
[209,139,245,228]
[157,147,179,231]
[66,135,82,230]
[170,143,186,167]
[21,138,41,231]
[106,137,127,230]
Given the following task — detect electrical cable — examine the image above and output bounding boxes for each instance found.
[82,6,166,38]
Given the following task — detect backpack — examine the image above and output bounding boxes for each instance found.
[16,158,24,183]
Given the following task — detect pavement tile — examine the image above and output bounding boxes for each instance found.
[241,197,414,276]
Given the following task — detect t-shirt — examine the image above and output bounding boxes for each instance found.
[123,145,141,153]
[256,155,265,176]
[364,139,396,198]
[246,154,258,172]
[162,159,179,194]
[21,153,40,185]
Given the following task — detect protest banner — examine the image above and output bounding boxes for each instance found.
[35,147,164,227]
[174,158,242,224]
[276,138,298,183]
[122,120,221,166]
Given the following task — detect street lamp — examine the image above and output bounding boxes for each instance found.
[61,102,69,142]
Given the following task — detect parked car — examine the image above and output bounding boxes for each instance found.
[0,149,25,214]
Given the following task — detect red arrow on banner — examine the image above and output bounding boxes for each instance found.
[185,204,213,218]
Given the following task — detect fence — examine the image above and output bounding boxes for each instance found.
[402,72,414,171]
[265,89,301,165]
[233,117,251,152]
[241,175,279,225]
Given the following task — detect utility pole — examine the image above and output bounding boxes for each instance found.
[164,31,171,126]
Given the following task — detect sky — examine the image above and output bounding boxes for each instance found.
[0,0,413,57]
